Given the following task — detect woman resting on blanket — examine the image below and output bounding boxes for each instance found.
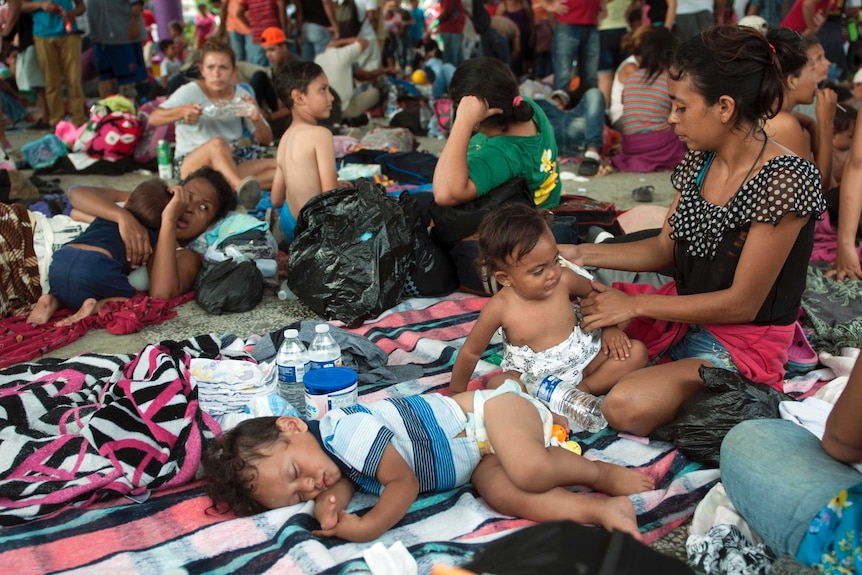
[560,26,826,437]
[201,385,655,542]
[721,356,862,570]
[148,37,276,210]
[24,167,236,325]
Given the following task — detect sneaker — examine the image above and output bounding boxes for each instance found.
[578,157,600,177]
[237,176,262,210]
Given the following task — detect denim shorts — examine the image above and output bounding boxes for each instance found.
[665,325,738,371]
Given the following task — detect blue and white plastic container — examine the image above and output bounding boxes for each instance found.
[304,367,358,420]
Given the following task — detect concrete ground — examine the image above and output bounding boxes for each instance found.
[6,125,676,361]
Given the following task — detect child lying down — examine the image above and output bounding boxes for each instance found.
[201,383,655,542]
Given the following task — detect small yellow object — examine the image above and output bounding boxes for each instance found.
[412,69,428,85]
[551,424,567,442]
[565,440,582,455]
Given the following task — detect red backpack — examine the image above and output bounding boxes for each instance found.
[432,98,452,136]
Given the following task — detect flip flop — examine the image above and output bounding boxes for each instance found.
[578,157,600,177]
[632,185,654,202]
[237,176,262,210]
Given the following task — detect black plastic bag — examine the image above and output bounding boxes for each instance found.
[399,191,457,297]
[462,521,695,575]
[195,258,265,315]
[287,180,412,327]
[651,366,792,467]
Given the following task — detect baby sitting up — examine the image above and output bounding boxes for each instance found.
[201,384,655,542]
[449,204,648,422]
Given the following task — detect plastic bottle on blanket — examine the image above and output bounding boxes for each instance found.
[276,329,309,414]
[521,372,608,434]
[308,324,342,370]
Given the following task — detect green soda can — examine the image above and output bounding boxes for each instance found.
[157,140,173,181]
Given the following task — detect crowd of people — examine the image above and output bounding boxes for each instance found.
[2,0,862,571]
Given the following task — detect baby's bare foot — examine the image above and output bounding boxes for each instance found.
[26,294,59,325]
[599,496,643,542]
[55,298,99,327]
[592,461,655,496]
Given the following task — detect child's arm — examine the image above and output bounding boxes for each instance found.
[311,445,419,542]
[270,137,288,208]
[564,267,595,300]
[312,477,355,532]
[450,299,504,393]
[67,186,152,267]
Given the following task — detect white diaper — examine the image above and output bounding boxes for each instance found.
[501,307,602,384]
[465,380,554,455]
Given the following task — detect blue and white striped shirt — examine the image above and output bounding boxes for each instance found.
[317,395,481,495]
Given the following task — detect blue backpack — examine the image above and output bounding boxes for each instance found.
[376,151,438,185]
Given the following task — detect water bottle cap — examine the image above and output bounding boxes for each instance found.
[284,328,299,338]
[315,324,330,333]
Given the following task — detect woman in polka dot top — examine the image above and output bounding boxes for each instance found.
[560,25,827,438]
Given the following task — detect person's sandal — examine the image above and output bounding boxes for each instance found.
[632,185,654,202]
[578,157,600,177]
[237,176,262,210]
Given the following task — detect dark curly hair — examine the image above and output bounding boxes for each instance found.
[181,166,237,223]
[670,25,786,133]
[448,57,535,132]
[477,203,553,273]
[200,416,285,516]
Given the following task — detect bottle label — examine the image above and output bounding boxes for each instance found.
[535,375,563,403]
[278,363,306,383]
[308,358,341,370]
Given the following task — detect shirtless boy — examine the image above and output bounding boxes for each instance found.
[269,60,344,243]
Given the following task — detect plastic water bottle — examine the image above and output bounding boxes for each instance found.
[308,324,342,370]
[202,96,255,118]
[521,373,608,433]
[385,86,399,120]
[276,328,309,413]
[277,280,298,300]
[157,140,173,181]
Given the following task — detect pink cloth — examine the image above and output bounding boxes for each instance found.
[810,209,862,264]
[611,129,687,173]
[616,281,793,390]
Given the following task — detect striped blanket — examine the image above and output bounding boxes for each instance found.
[1,294,720,574]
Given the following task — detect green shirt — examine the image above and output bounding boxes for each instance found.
[467,97,562,209]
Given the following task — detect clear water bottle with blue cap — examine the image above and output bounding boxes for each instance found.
[276,328,309,414]
[521,372,608,434]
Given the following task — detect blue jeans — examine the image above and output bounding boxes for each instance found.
[536,88,604,156]
[246,42,268,67]
[229,30,253,62]
[440,32,464,66]
[426,58,456,99]
[301,22,332,61]
[552,23,599,91]
[666,324,737,370]
[721,418,862,557]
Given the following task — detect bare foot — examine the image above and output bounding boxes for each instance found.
[592,461,655,496]
[55,298,99,327]
[27,294,60,325]
[598,496,643,542]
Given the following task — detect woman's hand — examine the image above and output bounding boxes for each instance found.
[580,282,636,332]
[453,95,502,129]
[181,104,203,124]
[240,94,261,121]
[825,244,862,282]
[162,184,190,228]
[117,211,153,268]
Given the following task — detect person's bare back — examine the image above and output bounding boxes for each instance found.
[274,123,340,219]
